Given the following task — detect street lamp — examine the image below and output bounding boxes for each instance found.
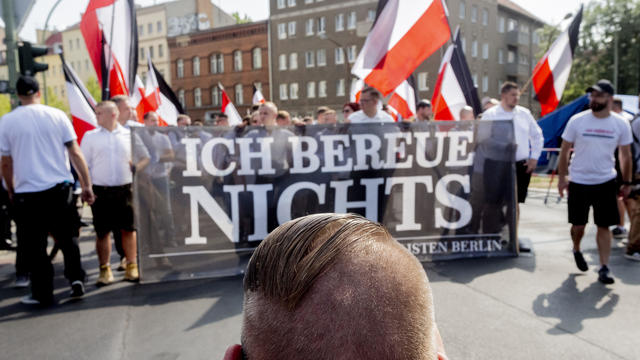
[318,32,352,103]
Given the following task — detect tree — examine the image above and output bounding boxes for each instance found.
[86,76,102,101]
[232,12,252,24]
[46,86,69,114]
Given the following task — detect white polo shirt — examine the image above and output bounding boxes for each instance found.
[348,110,395,123]
[481,104,544,161]
[81,124,133,186]
[0,104,75,193]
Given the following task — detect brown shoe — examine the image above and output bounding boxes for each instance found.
[124,263,139,282]
[96,265,114,286]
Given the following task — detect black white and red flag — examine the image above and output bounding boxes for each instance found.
[431,28,481,120]
[218,83,243,126]
[143,57,185,126]
[532,6,582,116]
[252,85,266,105]
[80,0,138,99]
[61,55,98,144]
[388,75,418,121]
[351,0,450,96]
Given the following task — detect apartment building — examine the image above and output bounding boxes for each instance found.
[168,21,270,123]
[269,0,543,117]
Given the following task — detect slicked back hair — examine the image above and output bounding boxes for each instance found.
[500,81,519,94]
[242,213,437,360]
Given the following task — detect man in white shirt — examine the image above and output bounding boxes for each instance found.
[558,79,633,284]
[348,87,395,123]
[81,101,140,285]
[0,76,94,306]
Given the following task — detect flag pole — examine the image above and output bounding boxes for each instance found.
[103,1,117,100]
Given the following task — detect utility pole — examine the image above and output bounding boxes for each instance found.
[2,0,19,109]
[613,33,619,93]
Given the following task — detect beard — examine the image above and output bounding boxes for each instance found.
[590,101,607,112]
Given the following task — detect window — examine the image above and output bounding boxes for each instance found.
[318,17,326,34]
[279,54,288,70]
[307,81,316,98]
[498,17,505,33]
[177,59,184,78]
[148,23,153,34]
[288,21,296,37]
[280,83,288,100]
[335,47,344,64]
[482,43,489,59]
[288,0,296,7]
[253,48,262,69]
[335,14,344,31]
[519,53,528,65]
[471,40,478,58]
[306,18,314,36]
[289,53,298,70]
[149,46,155,59]
[255,82,262,92]
[194,88,202,107]
[68,40,73,50]
[498,49,504,64]
[533,31,540,44]
[471,5,477,22]
[76,39,80,48]
[234,50,242,71]
[337,78,345,96]
[367,9,376,21]
[140,47,145,59]
[347,45,357,63]
[210,54,223,73]
[235,84,244,104]
[418,72,428,91]
[290,83,299,99]
[508,49,516,63]
[277,0,285,9]
[157,21,162,33]
[318,80,327,98]
[278,23,287,39]
[482,76,489,93]
[305,51,315,67]
[520,24,529,34]
[347,11,356,29]
[316,49,326,66]
[178,89,185,108]
[508,18,517,31]
[193,56,200,76]
[305,0,313,3]
[460,36,466,53]
[472,74,478,87]
[482,9,488,26]
[459,1,465,19]
[211,86,220,106]
[158,44,164,57]
[138,25,143,36]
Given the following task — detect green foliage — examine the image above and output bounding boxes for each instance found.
[0,95,12,116]
[546,0,640,105]
[86,76,102,101]
[46,87,69,114]
[232,12,252,24]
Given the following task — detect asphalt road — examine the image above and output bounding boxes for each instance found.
[0,191,638,360]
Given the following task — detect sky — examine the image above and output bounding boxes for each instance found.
[8,0,586,42]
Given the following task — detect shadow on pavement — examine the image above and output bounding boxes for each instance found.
[425,254,536,284]
[531,274,618,334]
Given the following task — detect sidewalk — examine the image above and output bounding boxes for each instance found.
[0,193,638,359]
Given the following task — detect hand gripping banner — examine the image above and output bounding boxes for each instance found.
[132,120,517,283]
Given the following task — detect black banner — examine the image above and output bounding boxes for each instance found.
[132,120,517,283]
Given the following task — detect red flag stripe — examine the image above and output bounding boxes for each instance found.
[532,59,560,116]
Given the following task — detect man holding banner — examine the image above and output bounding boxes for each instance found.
[558,80,632,284]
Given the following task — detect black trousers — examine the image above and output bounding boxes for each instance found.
[13,183,86,303]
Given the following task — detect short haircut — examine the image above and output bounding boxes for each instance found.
[276,110,290,120]
[110,95,129,105]
[417,99,431,109]
[500,81,520,94]
[143,111,157,120]
[316,106,330,116]
[260,101,278,113]
[242,213,436,360]
[96,100,117,111]
[324,109,336,116]
[218,113,228,119]
[613,98,623,108]
[343,102,361,112]
[177,114,191,122]
[361,86,381,99]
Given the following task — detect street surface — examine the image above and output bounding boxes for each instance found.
[0,190,638,360]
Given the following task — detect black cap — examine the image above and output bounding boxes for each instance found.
[16,76,39,96]
[417,99,431,108]
[586,79,614,96]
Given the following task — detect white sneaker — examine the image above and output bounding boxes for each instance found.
[14,275,30,288]
[624,252,640,262]
[20,295,41,305]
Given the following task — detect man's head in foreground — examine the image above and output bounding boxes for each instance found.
[225,213,446,360]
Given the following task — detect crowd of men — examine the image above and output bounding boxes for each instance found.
[0,74,638,309]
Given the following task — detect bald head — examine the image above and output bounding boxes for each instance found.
[258,102,278,126]
[239,214,441,360]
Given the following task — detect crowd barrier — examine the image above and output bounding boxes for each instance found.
[132,120,518,283]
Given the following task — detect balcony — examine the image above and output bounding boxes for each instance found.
[505,62,529,77]
[506,30,529,47]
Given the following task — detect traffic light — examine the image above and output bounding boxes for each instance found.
[18,42,49,76]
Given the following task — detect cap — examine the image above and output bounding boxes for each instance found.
[586,79,615,96]
[16,76,39,96]
[417,99,431,108]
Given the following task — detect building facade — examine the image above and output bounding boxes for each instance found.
[168,21,270,123]
[269,0,543,117]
